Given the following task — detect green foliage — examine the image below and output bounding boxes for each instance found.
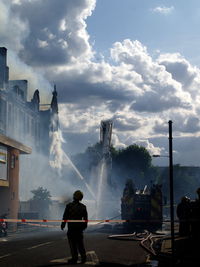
[31,186,52,205]
[73,142,154,187]
[111,144,153,187]
[112,144,152,172]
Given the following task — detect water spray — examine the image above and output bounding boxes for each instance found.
[62,152,96,200]
[95,120,113,218]
[49,87,96,200]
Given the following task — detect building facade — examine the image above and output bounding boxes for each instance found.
[0,133,31,230]
[0,47,58,156]
[0,47,58,225]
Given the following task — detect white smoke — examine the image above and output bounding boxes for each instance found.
[49,129,65,176]
[49,115,96,200]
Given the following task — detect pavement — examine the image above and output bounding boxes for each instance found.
[154,235,200,267]
[0,224,153,267]
[8,223,199,267]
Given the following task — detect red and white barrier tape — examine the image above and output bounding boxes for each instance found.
[21,222,60,228]
[0,219,175,223]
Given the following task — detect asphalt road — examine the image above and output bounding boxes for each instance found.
[0,225,150,267]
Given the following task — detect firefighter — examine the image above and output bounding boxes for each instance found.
[177,196,191,237]
[121,179,135,220]
[61,190,88,264]
[191,188,200,239]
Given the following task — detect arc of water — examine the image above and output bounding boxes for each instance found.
[96,159,107,219]
[62,152,96,200]
[49,129,96,200]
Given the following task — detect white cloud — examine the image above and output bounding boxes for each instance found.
[37,39,48,48]
[11,0,96,66]
[7,50,51,102]
[157,53,200,98]
[49,37,200,159]
[0,0,29,52]
[2,0,200,165]
[151,6,174,15]
[134,140,165,156]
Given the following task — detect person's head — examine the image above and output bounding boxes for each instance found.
[73,190,83,201]
[197,187,200,197]
[181,196,190,203]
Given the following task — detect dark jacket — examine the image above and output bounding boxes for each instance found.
[177,201,191,220]
[61,200,88,233]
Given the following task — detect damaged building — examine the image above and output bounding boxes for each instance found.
[0,47,58,225]
[0,47,58,155]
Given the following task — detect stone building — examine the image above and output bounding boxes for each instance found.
[0,47,58,155]
[0,47,58,224]
[0,134,31,230]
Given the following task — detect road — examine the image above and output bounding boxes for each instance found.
[0,225,150,267]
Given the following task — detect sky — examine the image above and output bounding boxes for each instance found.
[1,0,200,166]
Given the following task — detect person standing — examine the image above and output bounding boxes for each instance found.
[177,196,191,237]
[61,190,88,264]
[191,188,200,239]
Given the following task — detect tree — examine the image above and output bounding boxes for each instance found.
[31,187,52,204]
[112,144,153,187]
[30,187,52,218]
[73,142,155,191]
[112,144,151,172]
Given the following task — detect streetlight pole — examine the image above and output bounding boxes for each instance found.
[168,120,175,264]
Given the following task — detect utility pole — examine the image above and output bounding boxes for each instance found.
[168,120,175,265]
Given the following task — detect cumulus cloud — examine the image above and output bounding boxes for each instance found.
[2,0,200,165]
[0,0,52,100]
[111,114,142,132]
[134,140,165,156]
[157,53,200,98]
[154,115,200,134]
[110,39,191,112]
[46,36,200,160]
[12,0,96,66]
[0,0,29,52]
[151,6,174,15]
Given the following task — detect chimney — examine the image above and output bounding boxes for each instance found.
[0,47,9,90]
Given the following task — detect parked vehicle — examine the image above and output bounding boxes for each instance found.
[121,180,163,230]
[0,214,8,237]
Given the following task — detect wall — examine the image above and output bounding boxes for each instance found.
[8,148,20,231]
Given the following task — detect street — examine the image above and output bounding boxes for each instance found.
[0,225,150,267]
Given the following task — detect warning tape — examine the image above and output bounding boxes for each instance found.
[21,223,60,228]
[0,219,177,223]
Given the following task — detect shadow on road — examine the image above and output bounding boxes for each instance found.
[38,261,155,267]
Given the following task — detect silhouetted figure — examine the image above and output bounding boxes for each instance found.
[177,196,191,237]
[121,179,135,220]
[61,190,88,264]
[191,188,200,239]
[31,89,40,111]
[51,85,58,114]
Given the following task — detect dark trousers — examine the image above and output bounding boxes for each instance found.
[67,231,86,261]
[179,221,190,236]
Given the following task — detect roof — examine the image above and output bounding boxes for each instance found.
[0,133,32,154]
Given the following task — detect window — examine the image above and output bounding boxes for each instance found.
[13,85,24,100]
[0,152,6,164]
[0,98,6,132]
[0,145,8,180]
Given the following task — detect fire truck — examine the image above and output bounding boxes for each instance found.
[121,180,163,229]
